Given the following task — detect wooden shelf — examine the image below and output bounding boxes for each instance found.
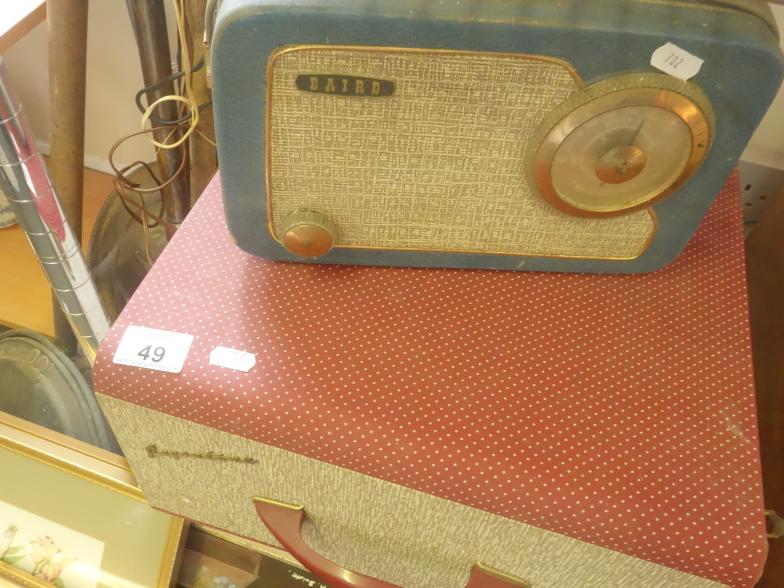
[0,0,45,55]
[0,167,113,337]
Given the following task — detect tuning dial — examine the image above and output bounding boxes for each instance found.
[527,72,714,217]
[280,210,336,258]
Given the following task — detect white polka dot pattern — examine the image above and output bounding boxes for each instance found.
[94,172,766,587]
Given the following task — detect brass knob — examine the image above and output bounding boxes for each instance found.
[280,210,336,258]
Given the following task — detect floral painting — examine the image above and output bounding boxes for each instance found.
[0,500,104,588]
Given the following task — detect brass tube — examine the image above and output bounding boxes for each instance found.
[185,0,217,200]
[126,0,190,227]
[47,0,89,354]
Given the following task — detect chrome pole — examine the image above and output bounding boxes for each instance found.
[0,60,109,363]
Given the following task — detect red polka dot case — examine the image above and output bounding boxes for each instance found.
[94,173,765,588]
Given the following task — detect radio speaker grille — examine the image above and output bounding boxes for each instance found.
[268,47,656,259]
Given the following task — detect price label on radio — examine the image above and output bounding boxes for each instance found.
[113,325,194,374]
[651,42,704,80]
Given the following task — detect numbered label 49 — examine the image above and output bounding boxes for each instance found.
[113,325,194,374]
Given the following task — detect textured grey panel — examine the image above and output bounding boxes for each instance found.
[99,395,725,588]
[268,48,656,259]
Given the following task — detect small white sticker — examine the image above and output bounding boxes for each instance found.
[209,346,256,372]
[113,325,194,374]
[651,42,704,80]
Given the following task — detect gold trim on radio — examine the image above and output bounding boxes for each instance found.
[264,45,659,262]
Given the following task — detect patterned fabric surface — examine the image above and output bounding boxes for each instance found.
[94,172,766,587]
[268,48,656,258]
[99,394,725,588]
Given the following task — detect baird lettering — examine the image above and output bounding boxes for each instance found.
[296,74,395,97]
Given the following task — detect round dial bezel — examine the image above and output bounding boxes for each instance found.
[526,73,714,218]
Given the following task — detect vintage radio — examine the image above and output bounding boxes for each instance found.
[211,0,782,272]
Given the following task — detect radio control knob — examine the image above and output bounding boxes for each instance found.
[280,210,336,258]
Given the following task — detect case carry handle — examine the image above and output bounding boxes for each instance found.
[254,497,530,588]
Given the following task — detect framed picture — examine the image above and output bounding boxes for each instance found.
[0,411,186,588]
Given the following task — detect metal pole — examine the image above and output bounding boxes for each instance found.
[126,0,190,227]
[0,60,110,363]
[47,0,88,354]
[184,0,217,200]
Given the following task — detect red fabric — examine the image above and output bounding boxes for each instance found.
[94,172,766,587]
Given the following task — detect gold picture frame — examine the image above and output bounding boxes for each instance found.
[0,412,186,588]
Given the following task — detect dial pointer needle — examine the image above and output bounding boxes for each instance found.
[629,119,646,147]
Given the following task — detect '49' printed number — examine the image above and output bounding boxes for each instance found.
[113,326,193,373]
[137,344,166,363]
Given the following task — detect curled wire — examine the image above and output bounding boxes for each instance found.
[134,58,212,126]
[108,0,217,264]
[108,126,188,264]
